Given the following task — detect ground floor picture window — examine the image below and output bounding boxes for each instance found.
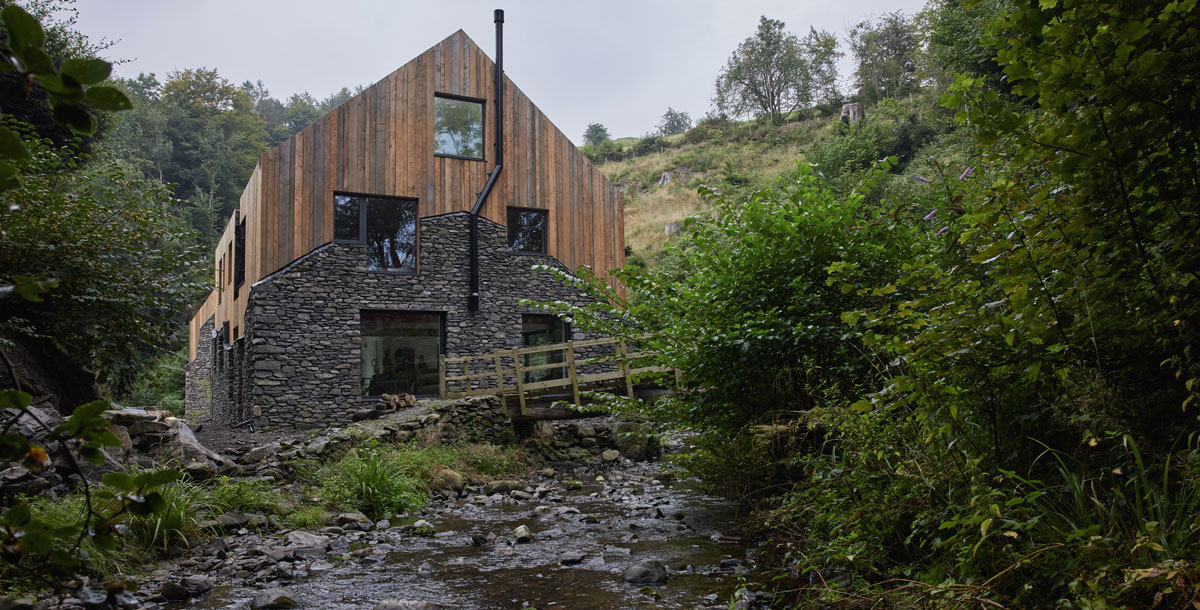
[521,314,567,384]
[361,311,443,396]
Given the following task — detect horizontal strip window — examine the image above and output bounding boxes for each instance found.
[334,193,419,273]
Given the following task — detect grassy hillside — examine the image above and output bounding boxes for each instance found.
[597,95,950,268]
[597,116,834,265]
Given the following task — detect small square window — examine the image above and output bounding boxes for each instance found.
[434,95,484,159]
[334,193,418,273]
[508,207,548,254]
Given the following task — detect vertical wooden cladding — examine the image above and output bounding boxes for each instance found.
[188,29,624,360]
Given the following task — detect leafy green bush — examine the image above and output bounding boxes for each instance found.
[201,476,280,516]
[285,506,330,529]
[531,160,917,433]
[807,97,944,189]
[318,444,431,518]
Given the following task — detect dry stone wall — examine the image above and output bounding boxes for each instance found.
[237,212,593,429]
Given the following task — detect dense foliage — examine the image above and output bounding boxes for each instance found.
[541,0,1200,606]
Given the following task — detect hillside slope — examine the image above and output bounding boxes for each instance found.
[597,95,952,268]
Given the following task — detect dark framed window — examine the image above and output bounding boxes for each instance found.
[521,314,568,384]
[434,94,484,160]
[233,218,246,299]
[334,193,419,273]
[508,207,548,254]
[361,311,444,397]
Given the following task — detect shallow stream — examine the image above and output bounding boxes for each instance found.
[172,464,755,609]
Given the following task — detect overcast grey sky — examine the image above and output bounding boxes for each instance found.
[73,0,927,143]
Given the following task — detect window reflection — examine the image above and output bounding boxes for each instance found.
[507,208,547,253]
[521,314,567,384]
[434,96,484,159]
[366,200,417,271]
[334,195,362,241]
[361,311,442,396]
[333,194,418,272]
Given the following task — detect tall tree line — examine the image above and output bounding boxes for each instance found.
[110,71,361,249]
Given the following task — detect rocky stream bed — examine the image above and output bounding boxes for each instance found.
[3,398,780,610]
[142,459,764,610]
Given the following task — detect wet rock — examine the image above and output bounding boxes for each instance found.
[336,511,371,528]
[559,552,586,565]
[304,437,331,457]
[434,468,464,493]
[251,587,301,609]
[613,422,656,461]
[622,560,668,584]
[242,441,282,463]
[284,530,330,548]
[513,524,533,543]
[160,573,213,602]
[375,600,440,609]
[484,479,521,495]
[155,420,236,474]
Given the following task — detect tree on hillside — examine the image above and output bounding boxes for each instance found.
[714,17,840,123]
[583,122,610,146]
[802,27,843,105]
[656,107,692,136]
[849,11,920,103]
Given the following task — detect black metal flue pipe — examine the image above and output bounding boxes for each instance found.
[468,8,504,312]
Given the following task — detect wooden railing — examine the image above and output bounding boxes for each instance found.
[438,337,675,416]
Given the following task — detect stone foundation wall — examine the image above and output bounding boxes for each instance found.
[184,317,215,422]
[234,212,594,429]
[532,420,659,462]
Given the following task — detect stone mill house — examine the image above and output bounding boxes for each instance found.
[184,15,625,429]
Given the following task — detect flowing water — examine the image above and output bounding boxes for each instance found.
[173,465,755,610]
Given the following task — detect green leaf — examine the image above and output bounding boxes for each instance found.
[0,125,29,161]
[78,445,106,466]
[0,433,31,461]
[144,491,166,513]
[92,428,122,447]
[50,101,97,135]
[19,527,52,556]
[8,274,58,302]
[126,495,153,516]
[60,58,111,84]
[0,389,32,410]
[17,46,54,76]
[34,72,84,100]
[2,502,31,527]
[101,472,136,492]
[132,468,182,489]
[0,161,17,190]
[82,86,132,111]
[2,5,45,54]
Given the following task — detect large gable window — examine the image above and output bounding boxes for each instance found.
[334,193,418,273]
[434,94,484,160]
[507,207,548,254]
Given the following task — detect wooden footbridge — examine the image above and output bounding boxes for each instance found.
[438,337,676,419]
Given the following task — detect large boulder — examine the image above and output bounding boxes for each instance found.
[153,419,235,475]
[622,559,668,584]
[612,422,657,461]
[251,588,301,609]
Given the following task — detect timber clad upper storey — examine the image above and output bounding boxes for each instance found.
[187,29,625,363]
